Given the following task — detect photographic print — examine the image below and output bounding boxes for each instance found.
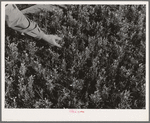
[1,1,149,121]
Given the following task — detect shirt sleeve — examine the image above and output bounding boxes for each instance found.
[5,4,44,39]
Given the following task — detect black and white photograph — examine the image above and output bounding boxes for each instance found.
[1,1,149,121]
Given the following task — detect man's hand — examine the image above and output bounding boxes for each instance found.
[42,34,62,48]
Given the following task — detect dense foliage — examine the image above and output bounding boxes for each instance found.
[5,5,146,109]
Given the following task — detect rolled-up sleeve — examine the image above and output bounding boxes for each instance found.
[5,4,44,39]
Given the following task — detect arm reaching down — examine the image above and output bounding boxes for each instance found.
[5,4,62,48]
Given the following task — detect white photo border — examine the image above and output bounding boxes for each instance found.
[1,1,149,121]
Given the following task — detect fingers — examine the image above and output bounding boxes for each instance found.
[53,35,62,48]
[55,35,62,41]
[43,34,62,48]
[55,43,62,48]
[52,38,62,48]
